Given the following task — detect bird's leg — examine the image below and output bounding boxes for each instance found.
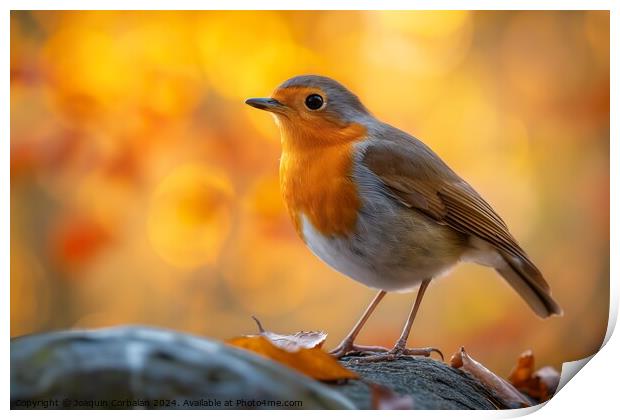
[357,279,443,363]
[330,290,388,358]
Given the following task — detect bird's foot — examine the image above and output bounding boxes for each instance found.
[329,339,391,359]
[353,341,444,363]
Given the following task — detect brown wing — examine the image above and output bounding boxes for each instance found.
[361,139,551,293]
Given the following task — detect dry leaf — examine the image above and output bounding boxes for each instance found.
[532,366,560,401]
[251,316,327,351]
[226,317,352,381]
[508,350,560,401]
[369,382,415,410]
[450,346,531,408]
[227,335,358,381]
[508,349,535,386]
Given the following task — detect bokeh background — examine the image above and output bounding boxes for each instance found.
[11,10,609,375]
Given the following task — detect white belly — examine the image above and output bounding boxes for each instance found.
[300,214,448,292]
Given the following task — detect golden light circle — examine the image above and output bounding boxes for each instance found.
[147,163,234,268]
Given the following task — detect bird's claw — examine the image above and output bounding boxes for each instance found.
[353,345,444,363]
[403,346,444,361]
[330,341,391,359]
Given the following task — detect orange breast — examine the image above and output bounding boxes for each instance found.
[279,123,367,239]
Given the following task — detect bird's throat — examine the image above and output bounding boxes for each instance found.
[278,123,367,239]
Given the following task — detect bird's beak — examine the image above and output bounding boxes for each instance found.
[245,97,286,113]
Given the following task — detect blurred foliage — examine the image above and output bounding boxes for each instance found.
[10,11,609,374]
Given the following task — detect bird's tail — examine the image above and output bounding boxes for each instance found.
[495,250,563,318]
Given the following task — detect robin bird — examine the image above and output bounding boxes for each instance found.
[245,75,562,361]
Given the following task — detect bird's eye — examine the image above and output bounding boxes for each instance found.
[304,94,324,110]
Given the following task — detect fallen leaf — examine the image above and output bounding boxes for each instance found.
[450,346,531,408]
[532,366,560,401]
[508,349,535,386]
[508,350,560,401]
[227,335,358,381]
[251,316,327,351]
[369,382,415,410]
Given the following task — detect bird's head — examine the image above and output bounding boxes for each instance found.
[246,75,371,149]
